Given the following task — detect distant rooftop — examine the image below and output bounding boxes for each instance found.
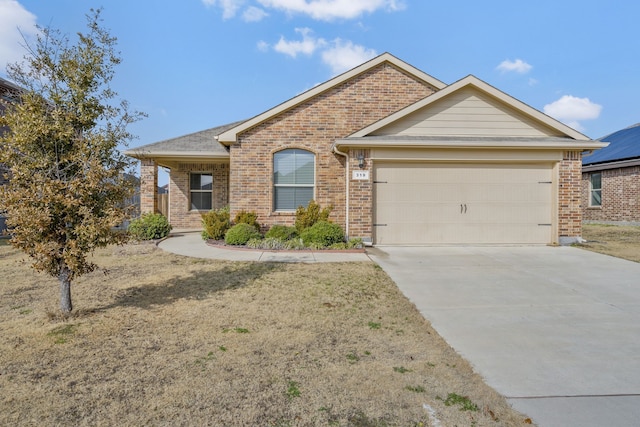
[583,123,640,165]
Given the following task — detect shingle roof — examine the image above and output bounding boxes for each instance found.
[126,121,245,158]
[583,123,640,165]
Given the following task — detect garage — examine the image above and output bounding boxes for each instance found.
[373,162,554,245]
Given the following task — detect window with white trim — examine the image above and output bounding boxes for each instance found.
[590,172,602,207]
[190,173,212,210]
[273,149,315,211]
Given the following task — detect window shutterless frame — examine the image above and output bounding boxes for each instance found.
[590,172,602,207]
[190,173,213,211]
[273,149,315,211]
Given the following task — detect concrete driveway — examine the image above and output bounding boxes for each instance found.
[367,246,640,427]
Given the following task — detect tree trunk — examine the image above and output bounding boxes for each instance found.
[59,266,73,313]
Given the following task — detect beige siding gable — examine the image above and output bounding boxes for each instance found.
[371,86,564,138]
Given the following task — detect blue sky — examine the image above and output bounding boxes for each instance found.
[2,0,639,151]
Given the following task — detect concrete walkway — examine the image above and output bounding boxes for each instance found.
[158,231,371,263]
[368,246,640,427]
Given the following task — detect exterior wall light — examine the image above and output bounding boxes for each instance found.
[357,153,365,169]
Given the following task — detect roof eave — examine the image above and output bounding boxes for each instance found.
[582,157,640,172]
[124,150,230,160]
[334,138,608,151]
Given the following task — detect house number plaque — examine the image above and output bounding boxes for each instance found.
[352,170,370,180]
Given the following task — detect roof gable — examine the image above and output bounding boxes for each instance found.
[217,53,446,144]
[350,75,589,141]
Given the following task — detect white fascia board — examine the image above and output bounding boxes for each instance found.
[124,150,229,160]
[217,53,447,144]
[334,138,609,151]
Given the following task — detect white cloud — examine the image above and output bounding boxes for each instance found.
[543,95,602,131]
[257,0,405,21]
[273,27,327,58]
[321,39,377,74]
[0,0,38,72]
[496,59,532,74]
[243,6,269,21]
[257,40,270,52]
[202,0,245,19]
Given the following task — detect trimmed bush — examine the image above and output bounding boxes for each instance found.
[265,224,298,241]
[234,210,260,230]
[225,223,262,245]
[247,237,285,250]
[128,213,172,240]
[202,206,231,240]
[300,220,344,248]
[295,200,332,234]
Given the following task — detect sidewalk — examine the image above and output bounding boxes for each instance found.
[157,231,372,263]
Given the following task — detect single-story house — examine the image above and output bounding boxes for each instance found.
[582,123,640,224]
[126,53,606,245]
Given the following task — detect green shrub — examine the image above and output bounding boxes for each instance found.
[265,224,298,241]
[283,238,306,250]
[295,200,332,233]
[300,220,344,248]
[233,210,260,230]
[225,223,262,245]
[201,206,231,240]
[128,213,172,240]
[246,237,286,250]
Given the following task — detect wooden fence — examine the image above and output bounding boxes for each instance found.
[158,193,169,218]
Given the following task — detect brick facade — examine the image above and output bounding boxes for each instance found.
[140,158,158,215]
[168,162,229,229]
[558,151,583,240]
[582,166,640,223]
[229,63,436,236]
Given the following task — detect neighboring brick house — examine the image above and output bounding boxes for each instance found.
[1,77,21,187]
[582,123,640,224]
[127,53,605,245]
[1,77,23,234]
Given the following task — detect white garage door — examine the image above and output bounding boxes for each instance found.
[373,162,554,244]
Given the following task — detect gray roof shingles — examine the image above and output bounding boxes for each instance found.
[128,120,245,157]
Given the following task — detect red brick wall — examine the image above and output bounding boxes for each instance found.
[140,159,158,215]
[168,162,229,229]
[581,166,640,223]
[229,63,436,236]
[558,151,583,239]
[348,149,372,240]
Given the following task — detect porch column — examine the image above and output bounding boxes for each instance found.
[140,158,158,214]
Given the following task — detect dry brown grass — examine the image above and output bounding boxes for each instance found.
[579,224,640,263]
[0,242,532,426]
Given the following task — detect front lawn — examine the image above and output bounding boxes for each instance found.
[579,223,640,263]
[0,243,531,426]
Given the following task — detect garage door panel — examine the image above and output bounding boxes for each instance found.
[374,163,553,244]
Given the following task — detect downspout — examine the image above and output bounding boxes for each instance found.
[332,143,349,239]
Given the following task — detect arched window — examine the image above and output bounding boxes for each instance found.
[273,149,315,211]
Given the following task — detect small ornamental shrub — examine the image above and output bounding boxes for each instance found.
[295,200,332,234]
[225,223,262,245]
[128,213,172,240]
[300,220,344,248]
[265,224,298,241]
[233,210,260,230]
[201,206,231,240]
[283,238,306,250]
[247,237,286,250]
